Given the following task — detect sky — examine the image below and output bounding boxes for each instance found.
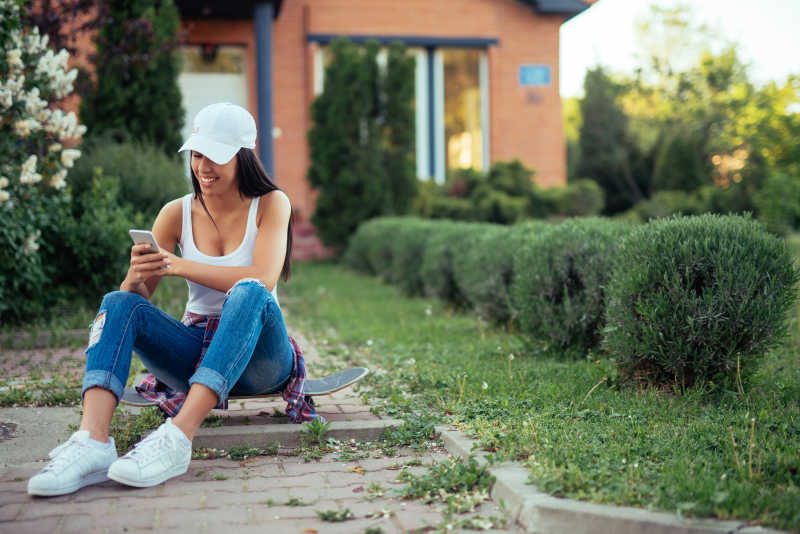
[559,0,800,98]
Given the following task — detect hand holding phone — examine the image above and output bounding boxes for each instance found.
[129,229,160,252]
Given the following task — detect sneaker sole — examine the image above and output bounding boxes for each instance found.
[28,469,111,497]
[107,462,189,488]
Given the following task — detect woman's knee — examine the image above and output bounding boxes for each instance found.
[225,278,273,307]
[100,290,147,311]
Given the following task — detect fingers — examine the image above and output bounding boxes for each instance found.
[129,252,170,283]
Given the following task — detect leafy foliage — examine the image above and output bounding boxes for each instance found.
[604,214,798,387]
[68,137,190,220]
[79,0,184,154]
[453,221,549,324]
[308,38,416,248]
[511,218,631,352]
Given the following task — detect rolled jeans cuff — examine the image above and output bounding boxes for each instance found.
[82,370,125,404]
[188,367,228,404]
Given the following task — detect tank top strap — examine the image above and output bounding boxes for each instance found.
[245,195,260,242]
[180,193,194,252]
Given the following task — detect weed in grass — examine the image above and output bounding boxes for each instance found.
[395,456,493,513]
[201,415,224,428]
[109,407,166,455]
[212,473,228,481]
[260,498,275,506]
[364,528,385,534]
[228,442,280,460]
[284,497,311,506]
[316,508,354,522]
[300,418,331,446]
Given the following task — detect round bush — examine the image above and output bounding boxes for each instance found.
[453,221,549,324]
[385,218,438,295]
[69,138,190,220]
[343,217,398,274]
[511,218,631,352]
[420,221,489,305]
[604,214,798,387]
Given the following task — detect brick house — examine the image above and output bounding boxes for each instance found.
[166,0,592,257]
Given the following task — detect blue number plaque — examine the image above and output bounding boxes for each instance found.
[519,64,551,87]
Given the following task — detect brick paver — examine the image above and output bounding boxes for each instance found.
[0,328,517,533]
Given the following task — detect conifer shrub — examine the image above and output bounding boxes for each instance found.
[453,221,548,324]
[511,218,631,352]
[603,214,798,387]
[420,221,487,306]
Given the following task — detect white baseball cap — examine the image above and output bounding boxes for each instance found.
[178,102,257,164]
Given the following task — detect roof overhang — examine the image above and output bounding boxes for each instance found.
[173,0,283,20]
[518,0,592,20]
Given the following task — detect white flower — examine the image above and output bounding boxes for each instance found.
[23,231,41,256]
[48,143,62,153]
[0,177,8,189]
[49,169,67,189]
[21,155,37,175]
[19,155,42,184]
[481,381,488,390]
[366,339,373,346]
[60,148,81,168]
[424,306,432,316]
[0,190,9,203]
[0,88,12,109]
[6,48,22,70]
[14,118,41,137]
[509,353,515,361]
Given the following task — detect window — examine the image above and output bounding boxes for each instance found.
[314,44,490,183]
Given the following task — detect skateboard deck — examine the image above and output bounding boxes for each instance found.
[120,367,369,408]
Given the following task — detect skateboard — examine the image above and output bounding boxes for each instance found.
[120,367,369,408]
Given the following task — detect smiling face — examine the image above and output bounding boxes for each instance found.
[190,151,238,196]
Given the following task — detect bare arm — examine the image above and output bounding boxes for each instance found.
[119,199,182,299]
[164,191,291,293]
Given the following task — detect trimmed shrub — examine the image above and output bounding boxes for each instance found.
[359,218,408,279]
[603,214,798,388]
[68,138,189,221]
[453,221,549,324]
[420,221,488,305]
[549,179,606,217]
[630,190,705,221]
[512,218,631,352]
[385,218,438,295]
[342,218,389,274]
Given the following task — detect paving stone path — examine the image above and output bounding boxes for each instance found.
[0,329,517,534]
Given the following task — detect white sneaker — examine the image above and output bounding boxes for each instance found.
[28,431,117,496]
[107,418,191,488]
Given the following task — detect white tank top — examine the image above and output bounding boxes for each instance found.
[180,193,278,315]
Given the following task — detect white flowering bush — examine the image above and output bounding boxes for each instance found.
[0,0,88,321]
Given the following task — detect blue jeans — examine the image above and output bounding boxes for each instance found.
[82,279,294,405]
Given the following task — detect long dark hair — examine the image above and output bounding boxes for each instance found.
[189,148,293,282]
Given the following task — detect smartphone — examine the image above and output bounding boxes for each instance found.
[129,229,161,253]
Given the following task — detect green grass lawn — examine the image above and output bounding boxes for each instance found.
[280,254,800,531]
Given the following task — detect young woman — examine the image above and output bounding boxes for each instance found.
[28,102,317,496]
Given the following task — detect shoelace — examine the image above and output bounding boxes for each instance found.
[125,426,177,461]
[48,433,83,459]
[42,441,90,474]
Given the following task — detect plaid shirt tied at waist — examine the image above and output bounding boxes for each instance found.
[135,311,323,424]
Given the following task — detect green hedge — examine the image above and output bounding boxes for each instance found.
[420,221,492,306]
[604,214,798,387]
[343,214,797,388]
[453,221,549,324]
[511,218,631,353]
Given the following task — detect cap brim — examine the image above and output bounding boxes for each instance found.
[178,134,239,165]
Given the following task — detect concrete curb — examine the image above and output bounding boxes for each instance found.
[194,418,403,449]
[434,425,786,534]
